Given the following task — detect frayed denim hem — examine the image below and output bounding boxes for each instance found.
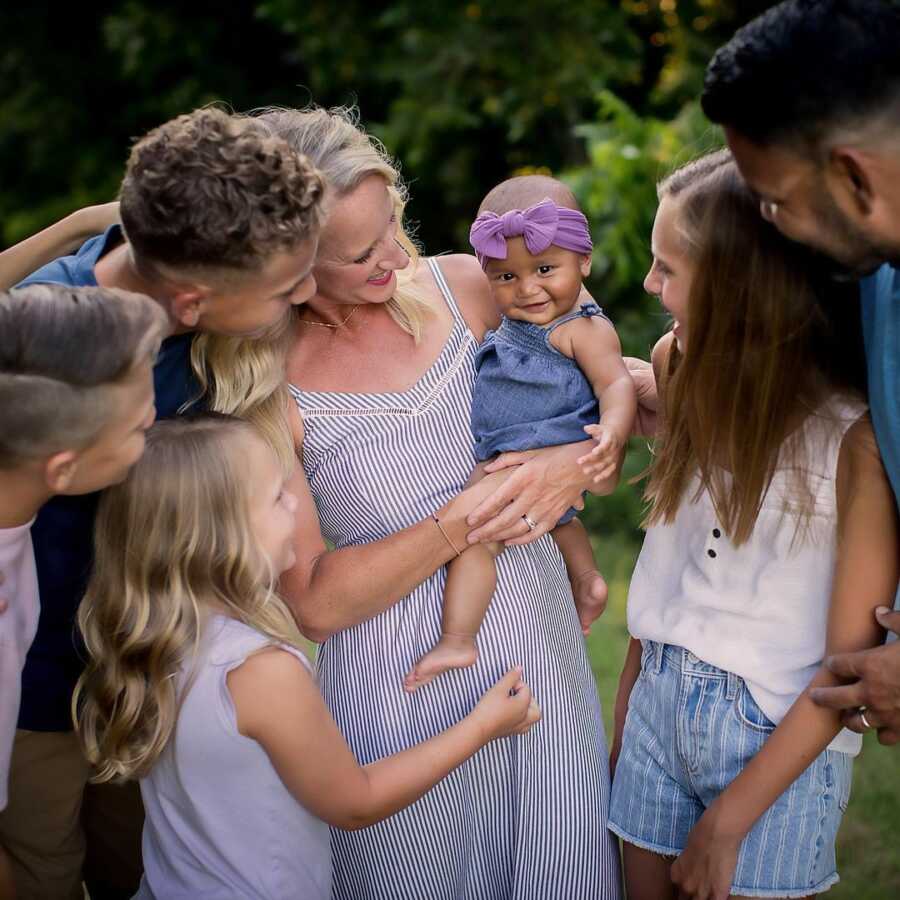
[608,822,841,898]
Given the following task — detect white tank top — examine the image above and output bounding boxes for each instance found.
[135,615,332,899]
[628,396,867,756]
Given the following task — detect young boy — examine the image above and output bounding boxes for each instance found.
[0,284,167,898]
[0,107,326,899]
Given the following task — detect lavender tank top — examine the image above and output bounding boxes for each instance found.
[135,615,331,899]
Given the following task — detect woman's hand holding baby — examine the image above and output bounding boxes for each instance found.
[467,441,606,545]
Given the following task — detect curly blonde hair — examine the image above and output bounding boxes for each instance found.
[74,415,305,783]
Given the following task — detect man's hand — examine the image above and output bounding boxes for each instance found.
[810,605,900,745]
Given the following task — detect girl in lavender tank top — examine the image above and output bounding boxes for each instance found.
[72,415,539,900]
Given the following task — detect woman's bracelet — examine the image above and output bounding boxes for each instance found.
[432,512,463,558]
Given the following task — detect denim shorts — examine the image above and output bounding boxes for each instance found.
[608,641,852,898]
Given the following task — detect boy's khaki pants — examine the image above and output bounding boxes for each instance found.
[0,730,143,900]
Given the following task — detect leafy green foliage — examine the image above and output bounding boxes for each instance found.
[1,0,766,252]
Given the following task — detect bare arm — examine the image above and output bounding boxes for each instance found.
[610,637,643,775]
[581,332,673,482]
[0,203,119,289]
[671,416,900,900]
[556,315,636,481]
[227,649,539,830]
[280,408,516,642]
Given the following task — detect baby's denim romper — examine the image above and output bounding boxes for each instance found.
[470,301,608,525]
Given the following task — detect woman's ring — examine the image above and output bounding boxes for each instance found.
[858,706,873,730]
[523,515,537,532]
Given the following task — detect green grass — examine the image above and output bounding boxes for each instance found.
[585,539,900,897]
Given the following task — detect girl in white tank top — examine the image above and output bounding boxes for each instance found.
[581,151,899,900]
[72,415,540,900]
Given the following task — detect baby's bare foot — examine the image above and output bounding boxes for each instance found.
[403,635,478,693]
[572,570,608,636]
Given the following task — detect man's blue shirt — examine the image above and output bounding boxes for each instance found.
[861,264,900,508]
[17,226,199,731]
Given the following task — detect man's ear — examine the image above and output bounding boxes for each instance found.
[579,254,592,278]
[169,283,212,330]
[829,146,875,217]
[44,450,79,493]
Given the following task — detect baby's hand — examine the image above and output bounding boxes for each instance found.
[579,424,624,482]
[471,667,541,742]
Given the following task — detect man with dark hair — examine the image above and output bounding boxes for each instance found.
[703,0,900,749]
[0,107,325,899]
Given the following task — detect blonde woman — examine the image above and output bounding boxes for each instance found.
[260,107,623,900]
[74,414,540,900]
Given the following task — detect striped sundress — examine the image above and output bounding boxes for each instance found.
[288,257,622,900]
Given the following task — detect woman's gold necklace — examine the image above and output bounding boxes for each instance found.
[298,305,361,329]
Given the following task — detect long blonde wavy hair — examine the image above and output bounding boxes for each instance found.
[188,320,295,471]
[254,105,434,342]
[74,414,305,783]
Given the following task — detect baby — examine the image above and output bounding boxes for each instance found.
[405,176,636,691]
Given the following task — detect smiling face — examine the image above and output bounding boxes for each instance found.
[310,175,410,309]
[643,196,696,351]
[483,238,590,326]
[725,127,898,276]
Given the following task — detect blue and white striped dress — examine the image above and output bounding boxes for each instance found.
[289,258,621,900]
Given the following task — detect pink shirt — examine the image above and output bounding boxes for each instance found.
[0,519,39,809]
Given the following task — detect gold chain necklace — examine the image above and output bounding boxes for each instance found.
[298,305,361,329]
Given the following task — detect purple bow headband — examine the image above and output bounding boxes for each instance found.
[469,198,593,268]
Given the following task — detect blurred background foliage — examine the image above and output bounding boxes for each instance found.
[4,5,899,893]
[0,0,772,553]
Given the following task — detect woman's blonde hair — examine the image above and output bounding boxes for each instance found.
[188,319,295,471]
[644,149,852,544]
[74,414,305,782]
[254,105,434,342]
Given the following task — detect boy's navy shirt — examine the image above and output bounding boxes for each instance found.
[16,226,199,731]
